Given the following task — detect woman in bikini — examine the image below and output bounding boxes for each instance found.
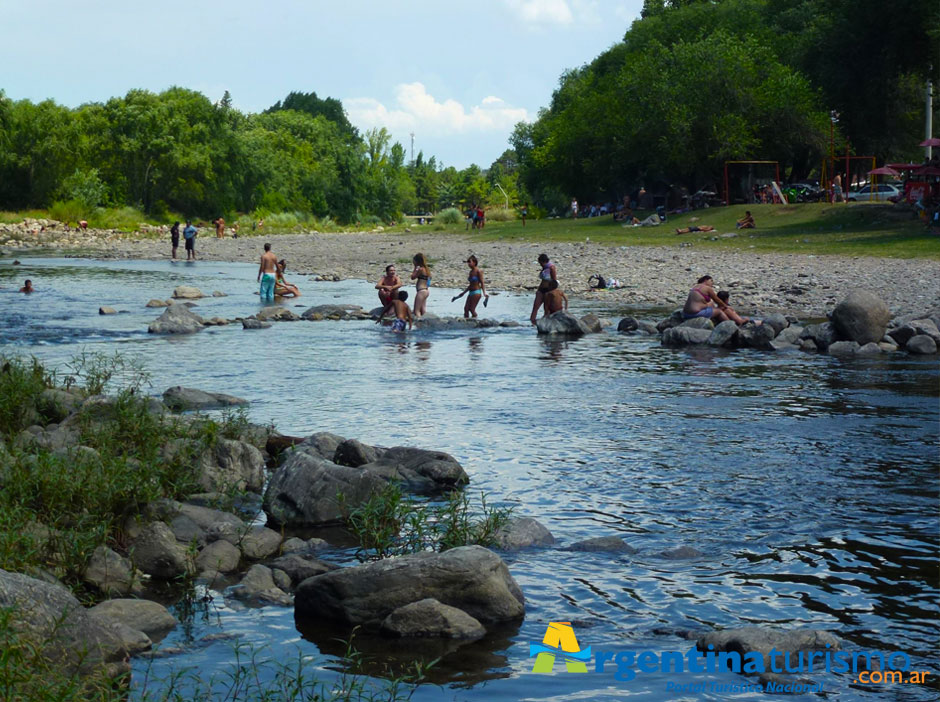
[274,260,301,297]
[458,255,487,318]
[682,275,731,322]
[530,253,557,324]
[410,253,431,317]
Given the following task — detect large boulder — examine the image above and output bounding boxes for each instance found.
[263,452,385,527]
[662,327,712,347]
[617,317,639,333]
[301,304,369,321]
[130,522,192,579]
[536,311,589,336]
[267,554,337,587]
[380,598,486,640]
[295,545,524,627]
[162,438,265,494]
[697,627,841,671]
[88,599,177,641]
[162,386,248,411]
[831,290,891,345]
[0,569,129,678]
[83,546,144,596]
[827,340,860,355]
[148,304,204,334]
[656,310,684,332]
[679,317,714,330]
[333,439,380,467]
[356,446,469,492]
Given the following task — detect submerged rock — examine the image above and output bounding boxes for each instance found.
[696,627,841,672]
[565,536,636,553]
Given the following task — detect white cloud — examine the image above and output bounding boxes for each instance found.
[345,83,528,137]
[504,0,573,25]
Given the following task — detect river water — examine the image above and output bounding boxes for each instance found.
[2,257,938,701]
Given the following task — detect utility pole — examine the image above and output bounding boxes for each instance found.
[410,132,415,165]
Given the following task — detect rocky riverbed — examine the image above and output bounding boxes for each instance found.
[3,220,939,319]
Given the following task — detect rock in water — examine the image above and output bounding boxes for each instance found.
[831,290,891,344]
[494,517,555,551]
[380,599,486,639]
[536,311,589,336]
[162,386,248,411]
[662,327,712,346]
[171,286,204,299]
[148,304,204,334]
[294,545,524,627]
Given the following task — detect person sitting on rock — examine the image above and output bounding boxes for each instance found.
[682,275,731,322]
[274,260,301,297]
[736,211,755,229]
[676,225,715,234]
[543,280,568,316]
[716,290,760,326]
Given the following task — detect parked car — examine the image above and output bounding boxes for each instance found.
[848,183,902,202]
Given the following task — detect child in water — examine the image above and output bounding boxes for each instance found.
[378,290,413,332]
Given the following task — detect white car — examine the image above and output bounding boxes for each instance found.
[848,183,902,202]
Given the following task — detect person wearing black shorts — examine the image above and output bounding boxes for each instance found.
[183,221,197,260]
[170,221,180,259]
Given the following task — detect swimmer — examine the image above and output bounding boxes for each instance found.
[19,279,34,294]
[530,253,556,324]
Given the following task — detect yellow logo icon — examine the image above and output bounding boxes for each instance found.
[530,622,591,673]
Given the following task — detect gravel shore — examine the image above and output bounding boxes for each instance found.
[9,228,940,319]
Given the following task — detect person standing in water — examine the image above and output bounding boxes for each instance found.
[19,279,34,293]
[183,221,197,260]
[530,253,556,325]
[258,243,278,303]
[410,253,431,317]
[453,255,487,318]
[170,221,180,259]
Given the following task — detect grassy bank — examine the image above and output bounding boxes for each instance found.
[410,203,938,259]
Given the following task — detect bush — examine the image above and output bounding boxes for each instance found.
[0,356,50,436]
[48,199,86,225]
[437,207,462,225]
[340,483,512,561]
[485,207,516,222]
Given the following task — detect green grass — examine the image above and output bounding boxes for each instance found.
[388,203,940,259]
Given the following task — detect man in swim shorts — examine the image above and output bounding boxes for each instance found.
[258,243,278,302]
[383,290,412,332]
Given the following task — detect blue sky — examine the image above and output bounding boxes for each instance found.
[2,0,643,169]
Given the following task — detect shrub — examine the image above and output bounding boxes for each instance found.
[485,207,516,222]
[48,199,86,225]
[436,207,462,225]
[340,483,513,561]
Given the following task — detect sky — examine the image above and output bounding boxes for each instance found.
[1,0,643,169]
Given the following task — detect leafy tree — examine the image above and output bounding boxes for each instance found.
[266,90,358,141]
